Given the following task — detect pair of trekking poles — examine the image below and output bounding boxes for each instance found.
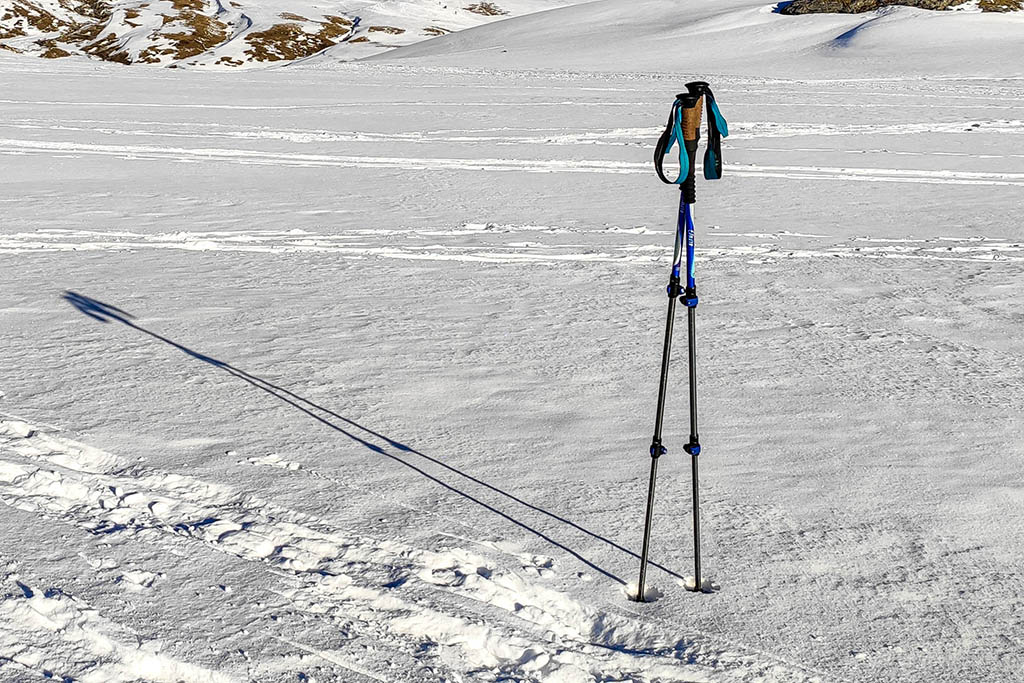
[634,81,728,602]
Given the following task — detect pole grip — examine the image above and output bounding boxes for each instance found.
[682,141,698,204]
[678,94,704,142]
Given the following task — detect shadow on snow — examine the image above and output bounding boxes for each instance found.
[63,290,687,586]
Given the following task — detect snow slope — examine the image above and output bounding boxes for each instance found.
[0,0,581,67]
[2,3,1024,680]
[371,0,1024,77]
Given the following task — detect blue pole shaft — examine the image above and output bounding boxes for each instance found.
[685,203,696,293]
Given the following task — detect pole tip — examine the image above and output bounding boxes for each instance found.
[683,576,720,593]
[625,582,664,602]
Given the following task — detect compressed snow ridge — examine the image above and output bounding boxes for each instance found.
[0,417,802,681]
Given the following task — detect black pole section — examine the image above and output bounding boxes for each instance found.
[634,225,682,602]
[686,301,702,590]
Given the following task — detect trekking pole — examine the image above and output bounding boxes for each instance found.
[634,82,728,602]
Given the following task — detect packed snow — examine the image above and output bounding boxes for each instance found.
[1,2,1024,681]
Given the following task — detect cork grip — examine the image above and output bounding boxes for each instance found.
[681,95,704,142]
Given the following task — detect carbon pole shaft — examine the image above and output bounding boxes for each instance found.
[635,283,678,602]
[688,303,702,590]
[635,194,686,602]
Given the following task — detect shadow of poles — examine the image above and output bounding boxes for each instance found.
[62,290,686,585]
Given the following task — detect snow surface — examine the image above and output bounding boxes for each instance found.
[373,0,1024,77]
[2,4,1024,681]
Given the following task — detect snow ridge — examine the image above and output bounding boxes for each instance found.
[0,417,814,681]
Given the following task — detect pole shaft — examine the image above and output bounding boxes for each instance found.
[692,443,701,589]
[635,192,687,602]
[653,296,678,443]
[684,202,702,592]
[636,292,677,601]
[636,455,659,600]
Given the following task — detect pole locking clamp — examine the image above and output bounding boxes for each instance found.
[681,288,698,308]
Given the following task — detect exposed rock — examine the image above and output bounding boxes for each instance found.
[978,0,1022,9]
[779,0,969,13]
[464,2,507,16]
[244,16,352,62]
[0,0,554,66]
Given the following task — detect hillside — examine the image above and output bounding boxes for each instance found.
[0,0,578,66]
[371,0,1024,77]
[4,0,1021,69]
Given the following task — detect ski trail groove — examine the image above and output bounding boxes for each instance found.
[2,138,1023,185]
[0,418,818,681]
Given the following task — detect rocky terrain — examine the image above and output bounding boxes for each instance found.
[778,0,1020,14]
[0,0,566,66]
[2,0,1021,67]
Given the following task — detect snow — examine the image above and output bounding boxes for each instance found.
[373,0,1024,77]
[2,4,1024,681]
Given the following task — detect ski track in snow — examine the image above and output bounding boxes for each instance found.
[4,117,1024,145]
[2,226,1023,266]
[0,417,814,682]
[1,138,1022,186]
[2,75,1023,189]
[0,572,236,683]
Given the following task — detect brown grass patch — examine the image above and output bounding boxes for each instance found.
[74,0,112,20]
[82,31,130,63]
[779,0,970,12]
[57,0,110,46]
[348,35,369,43]
[4,1,69,34]
[320,15,352,39]
[280,12,309,21]
[169,0,204,11]
[244,16,353,61]
[367,25,404,34]
[245,22,306,60]
[979,0,1022,9]
[41,45,72,57]
[163,11,229,59]
[464,2,507,15]
[61,0,230,64]
[136,45,163,62]
[60,20,104,44]
[422,26,449,35]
